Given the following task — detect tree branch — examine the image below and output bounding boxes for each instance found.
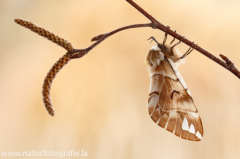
[126,0,240,79]
[15,0,240,116]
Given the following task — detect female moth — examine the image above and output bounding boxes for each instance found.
[146,34,203,141]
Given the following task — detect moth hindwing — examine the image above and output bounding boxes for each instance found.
[146,44,203,141]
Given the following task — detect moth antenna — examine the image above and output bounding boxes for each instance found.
[170,30,177,44]
[42,52,72,116]
[163,26,170,45]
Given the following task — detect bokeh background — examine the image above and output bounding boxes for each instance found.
[1,0,240,158]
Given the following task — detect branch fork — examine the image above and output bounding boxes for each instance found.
[14,0,240,116]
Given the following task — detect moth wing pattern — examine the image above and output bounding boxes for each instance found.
[147,47,203,141]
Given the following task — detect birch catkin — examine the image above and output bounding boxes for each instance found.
[14,18,74,52]
[42,52,71,116]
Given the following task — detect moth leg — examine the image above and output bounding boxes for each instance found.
[170,30,177,44]
[171,90,180,100]
[178,42,197,60]
[148,36,162,49]
[163,26,170,45]
[171,36,185,54]
[148,36,160,44]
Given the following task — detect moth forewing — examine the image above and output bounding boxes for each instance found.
[147,44,203,141]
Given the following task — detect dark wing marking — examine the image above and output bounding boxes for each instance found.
[148,58,203,141]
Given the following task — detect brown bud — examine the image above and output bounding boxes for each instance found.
[219,54,228,62]
[91,34,105,42]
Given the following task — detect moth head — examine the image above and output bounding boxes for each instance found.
[157,43,173,58]
[146,47,164,68]
[158,43,183,64]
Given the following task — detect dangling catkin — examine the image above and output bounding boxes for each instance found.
[42,52,71,116]
[14,18,74,52]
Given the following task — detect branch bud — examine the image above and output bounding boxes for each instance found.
[91,34,105,42]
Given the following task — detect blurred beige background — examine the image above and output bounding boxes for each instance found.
[1,0,240,158]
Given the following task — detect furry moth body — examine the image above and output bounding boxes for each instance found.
[147,43,203,141]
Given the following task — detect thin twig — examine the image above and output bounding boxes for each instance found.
[126,0,240,79]
[71,23,152,59]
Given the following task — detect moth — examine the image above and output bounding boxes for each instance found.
[146,34,203,141]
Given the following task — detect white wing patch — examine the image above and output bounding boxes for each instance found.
[196,131,203,139]
[182,117,189,131]
[189,124,195,134]
[167,58,191,96]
